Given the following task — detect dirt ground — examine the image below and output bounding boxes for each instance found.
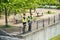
[0,8,60,27]
[0,8,60,35]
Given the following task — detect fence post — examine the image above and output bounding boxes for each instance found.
[43,19,44,28]
[54,15,55,23]
[48,17,50,25]
[59,14,60,20]
[37,21,38,29]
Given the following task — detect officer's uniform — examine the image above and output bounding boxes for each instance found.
[22,17,26,34]
[28,16,32,31]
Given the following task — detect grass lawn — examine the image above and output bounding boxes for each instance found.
[50,35,60,40]
[0,25,12,29]
[45,11,54,14]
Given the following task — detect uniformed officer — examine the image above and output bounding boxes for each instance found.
[22,14,26,34]
[27,14,33,32]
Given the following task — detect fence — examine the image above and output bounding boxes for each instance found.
[20,14,60,34]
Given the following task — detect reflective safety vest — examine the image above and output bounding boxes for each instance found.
[22,17,26,23]
[28,16,32,21]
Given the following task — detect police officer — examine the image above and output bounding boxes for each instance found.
[22,14,26,34]
[28,14,33,32]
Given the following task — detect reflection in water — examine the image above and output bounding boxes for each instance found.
[0,23,60,40]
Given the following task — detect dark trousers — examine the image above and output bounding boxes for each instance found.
[22,22,26,34]
[28,21,32,31]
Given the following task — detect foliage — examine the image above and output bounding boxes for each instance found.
[57,6,60,9]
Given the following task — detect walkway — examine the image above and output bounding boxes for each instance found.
[0,23,60,40]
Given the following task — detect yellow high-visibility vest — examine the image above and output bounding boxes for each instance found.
[28,16,32,21]
[22,17,26,23]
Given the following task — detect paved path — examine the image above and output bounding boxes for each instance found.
[0,8,60,36]
[0,8,60,26]
[0,8,59,40]
[0,23,60,40]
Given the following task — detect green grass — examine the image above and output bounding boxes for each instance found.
[45,11,55,14]
[0,25,12,29]
[50,35,60,40]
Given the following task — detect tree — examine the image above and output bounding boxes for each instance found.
[0,0,22,26]
[24,0,39,15]
[0,5,2,18]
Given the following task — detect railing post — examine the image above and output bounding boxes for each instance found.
[59,14,60,20]
[54,15,55,23]
[48,17,50,25]
[37,21,38,29]
[43,19,44,28]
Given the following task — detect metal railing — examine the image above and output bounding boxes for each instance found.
[21,14,60,34]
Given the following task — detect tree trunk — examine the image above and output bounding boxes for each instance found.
[30,8,32,15]
[5,7,8,26]
[7,8,10,16]
[0,8,2,18]
[0,11,1,18]
[34,7,36,12]
[37,13,39,16]
[14,10,18,24]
